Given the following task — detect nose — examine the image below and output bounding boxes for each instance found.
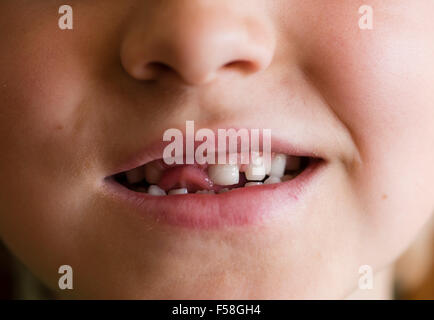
[120,1,275,86]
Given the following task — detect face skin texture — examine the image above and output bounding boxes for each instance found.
[0,0,433,299]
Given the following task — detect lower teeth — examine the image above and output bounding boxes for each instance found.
[264,176,281,185]
[147,185,166,196]
[245,182,263,187]
[218,188,230,194]
[168,188,188,195]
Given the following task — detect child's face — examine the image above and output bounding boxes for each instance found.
[0,0,433,299]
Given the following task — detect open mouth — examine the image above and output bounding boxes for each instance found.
[103,141,326,229]
[112,153,313,196]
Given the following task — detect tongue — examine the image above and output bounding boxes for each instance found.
[158,166,214,193]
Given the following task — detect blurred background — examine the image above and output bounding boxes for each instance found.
[1,216,433,299]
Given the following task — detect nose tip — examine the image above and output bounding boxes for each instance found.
[120,5,275,86]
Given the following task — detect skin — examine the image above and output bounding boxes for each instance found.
[0,0,433,299]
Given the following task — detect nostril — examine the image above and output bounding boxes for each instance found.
[147,61,172,73]
[140,61,173,80]
[223,60,258,74]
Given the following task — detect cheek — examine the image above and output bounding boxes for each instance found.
[0,37,89,191]
[303,3,434,258]
[0,16,95,277]
[0,8,82,144]
[0,3,110,184]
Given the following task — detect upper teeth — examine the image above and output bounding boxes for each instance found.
[207,164,239,186]
[122,153,303,196]
[245,152,269,181]
[269,154,286,178]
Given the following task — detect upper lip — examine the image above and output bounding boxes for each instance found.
[105,127,326,177]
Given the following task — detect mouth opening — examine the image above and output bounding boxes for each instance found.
[111,153,319,196]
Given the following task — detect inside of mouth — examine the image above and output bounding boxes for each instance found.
[112,153,313,196]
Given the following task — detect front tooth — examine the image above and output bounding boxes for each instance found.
[208,164,239,186]
[264,176,281,185]
[218,188,230,194]
[126,166,146,184]
[245,164,266,181]
[148,185,166,196]
[245,182,263,187]
[245,153,266,181]
[269,154,287,178]
[144,162,163,184]
[168,188,188,195]
[286,156,301,171]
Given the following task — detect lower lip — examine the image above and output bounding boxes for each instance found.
[102,160,326,229]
